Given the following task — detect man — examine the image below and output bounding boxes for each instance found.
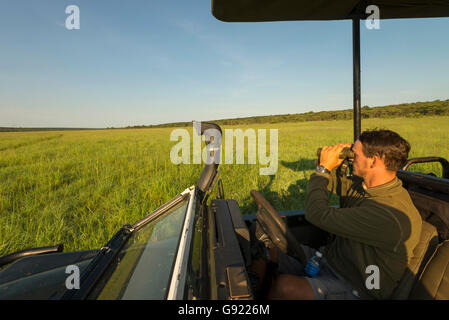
[253,129,422,300]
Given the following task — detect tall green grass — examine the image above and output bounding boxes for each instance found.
[1,116,448,256]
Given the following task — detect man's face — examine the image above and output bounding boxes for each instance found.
[351,140,371,178]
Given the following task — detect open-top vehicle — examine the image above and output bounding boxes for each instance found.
[0,1,448,300]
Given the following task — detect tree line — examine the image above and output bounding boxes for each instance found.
[136,99,449,129]
[1,99,447,132]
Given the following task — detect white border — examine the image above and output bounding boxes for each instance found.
[166,186,196,300]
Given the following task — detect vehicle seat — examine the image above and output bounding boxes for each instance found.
[391,221,439,299]
[409,240,449,300]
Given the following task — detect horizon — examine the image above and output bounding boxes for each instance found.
[1,98,447,130]
[1,1,449,128]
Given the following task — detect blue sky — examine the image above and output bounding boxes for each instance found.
[0,0,448,128]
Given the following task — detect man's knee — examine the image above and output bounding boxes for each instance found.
[268,274,315,300]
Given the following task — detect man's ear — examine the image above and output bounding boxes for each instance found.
[369,157,376,168]
[371,155,385,169]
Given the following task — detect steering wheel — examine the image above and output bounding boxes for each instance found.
[250,190,306,265]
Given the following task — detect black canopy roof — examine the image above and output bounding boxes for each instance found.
[212,0,449,22]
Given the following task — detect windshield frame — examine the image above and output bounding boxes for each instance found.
[166,187,197,299]
[62,186,196,300]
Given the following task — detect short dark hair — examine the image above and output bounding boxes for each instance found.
[358,129,411,172]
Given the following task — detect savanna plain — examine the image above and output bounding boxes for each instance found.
[1,116,448,256]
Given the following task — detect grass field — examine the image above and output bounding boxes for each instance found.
[1,116,449,256]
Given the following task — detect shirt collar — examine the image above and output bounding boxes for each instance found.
[362,176,402,197]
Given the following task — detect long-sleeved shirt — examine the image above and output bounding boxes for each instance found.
[305,169,422,299]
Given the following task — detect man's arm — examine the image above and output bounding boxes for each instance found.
[305,173,402,248]
[325,166,359,197]
[318,143,354,196]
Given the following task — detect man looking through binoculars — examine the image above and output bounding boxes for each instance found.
[251,129,422,300]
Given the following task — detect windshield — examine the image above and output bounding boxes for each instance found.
[95,198,189,300]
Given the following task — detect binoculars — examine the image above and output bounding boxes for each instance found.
[315,147,355,169]
[316,147,354,161]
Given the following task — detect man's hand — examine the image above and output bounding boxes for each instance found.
[319,143,352,172]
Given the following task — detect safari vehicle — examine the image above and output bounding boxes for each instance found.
[1,1,449,300]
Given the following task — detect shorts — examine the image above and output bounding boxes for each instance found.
[277,245,369,300]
